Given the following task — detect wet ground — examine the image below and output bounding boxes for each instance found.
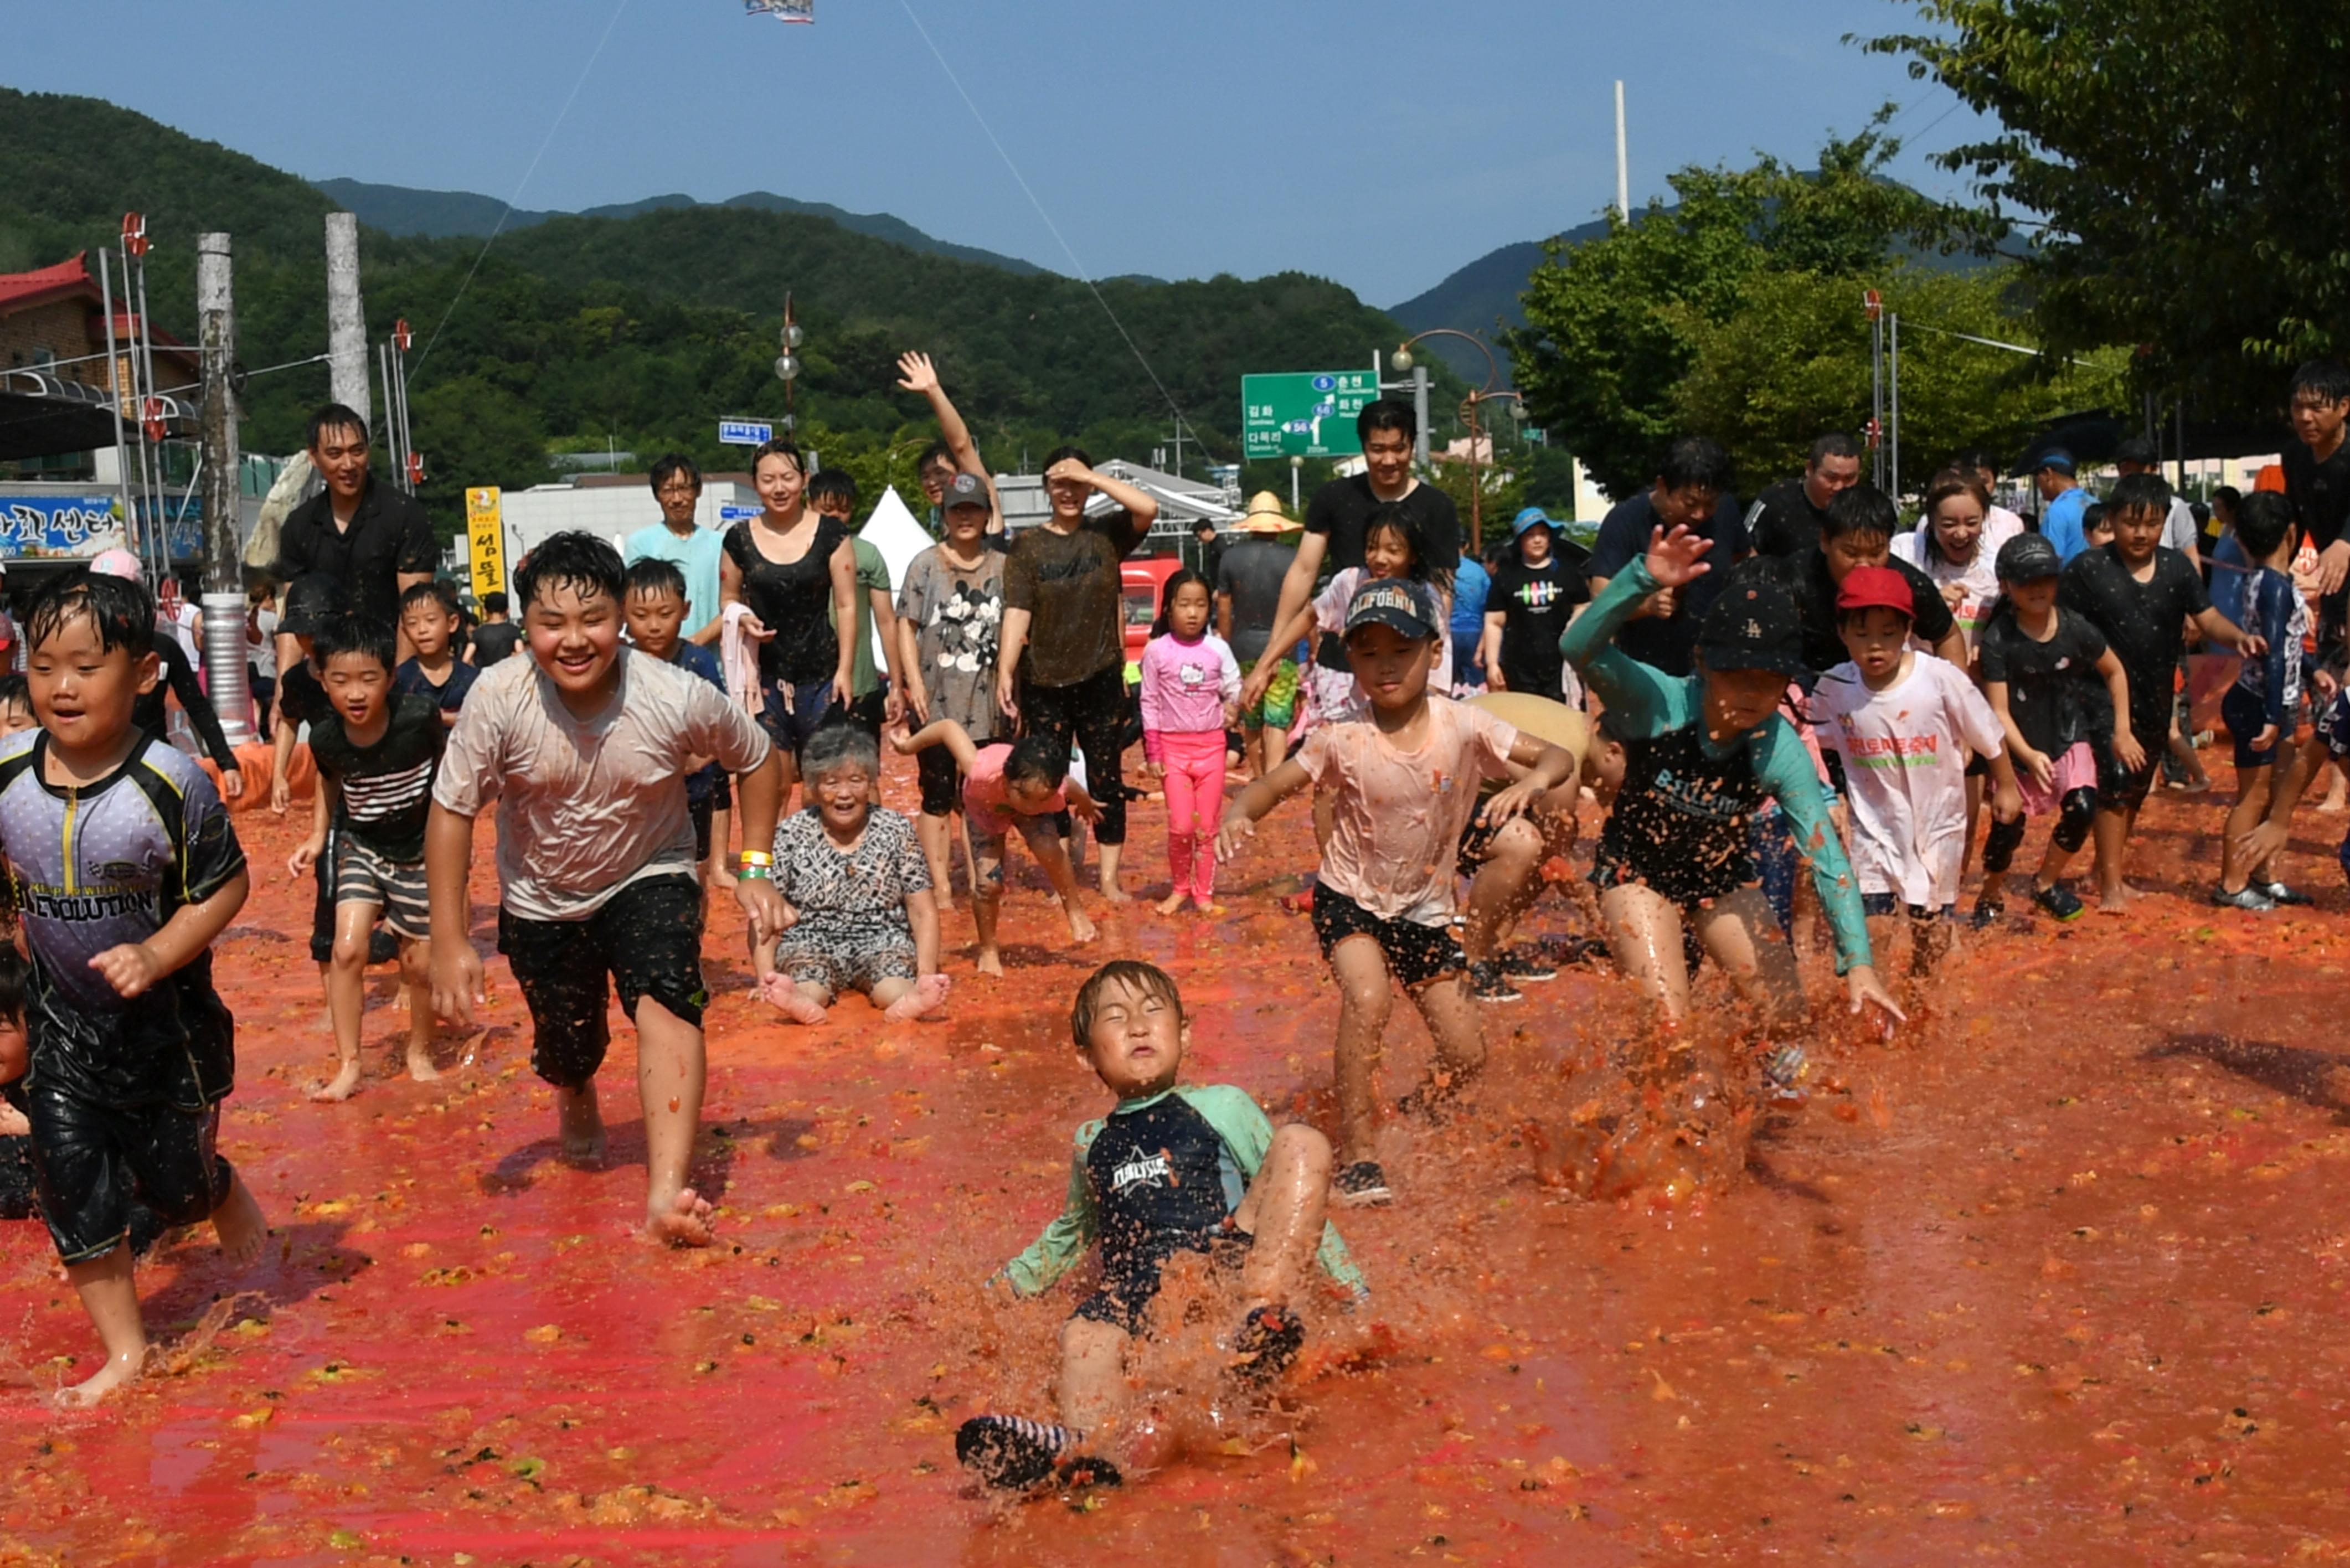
[6,755,2350,1566]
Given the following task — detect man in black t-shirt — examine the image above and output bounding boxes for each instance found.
[1249,399,1461,699]
[2058,472,2260,909]
[2286,359,2350,668]
[1775,485,1966,678]
[1480,508,1586,698]
[1744,432,1863,560]
[1582,436,1749,676]
[271,403,437,659]
[468,592,522,668]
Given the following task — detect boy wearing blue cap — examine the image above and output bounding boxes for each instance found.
[1218,579,1575,1205]
[1481,507,1586,702]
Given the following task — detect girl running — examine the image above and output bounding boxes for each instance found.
[1251,502,1452,742]
[1138,571,1240,915]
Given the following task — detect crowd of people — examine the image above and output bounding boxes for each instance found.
[2,352,2346,1504]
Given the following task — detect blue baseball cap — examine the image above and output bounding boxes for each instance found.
[2037,448,2076,476]
[1511,506,1555,537]
[1344,579,1441,642]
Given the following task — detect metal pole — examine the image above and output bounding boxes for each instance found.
[196,233,255,746]
[394,337,415,492]
[1870,313,1885,490]
[97,249,135,535]
[378,342,400,486]
[1411,366,1430,470]
[1889,314,1901,501]
[1614,80,1630,220]
[324,212,372,427]
[1465,399,1483,544]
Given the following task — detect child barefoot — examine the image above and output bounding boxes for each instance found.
[1220,581,1574,1203]
[891,719,1099,976]
[1137,570,1240,914]
[956,961,1364,1491]
[1976,534,2138,922]
[1811,568,2023,979]
[2217,493,2320,907]
[3,569,268,1405]
[287,613,446,1100]
[760,721,949,1023]
[429,533,786,1247]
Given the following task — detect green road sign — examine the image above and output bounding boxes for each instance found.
[1242,370,1377,459]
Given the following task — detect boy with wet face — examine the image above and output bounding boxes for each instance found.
[394,580,479,725]
[0,569,268,1405]
[1562,524,1902,1090]
[1219,581,1575,1205]
[427,533,786,1247]
[956,960,1363,1493]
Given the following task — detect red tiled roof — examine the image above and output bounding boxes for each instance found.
[0,252,96,314]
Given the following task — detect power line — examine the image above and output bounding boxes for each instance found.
[410,0,636,376]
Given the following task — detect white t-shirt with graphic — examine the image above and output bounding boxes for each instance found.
[1810,652,2006,907]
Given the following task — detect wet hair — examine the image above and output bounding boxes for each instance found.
[1356,398,1417,445]
[1003,733,1070,793]
[1069,958,1184,1050]
[2114,435,2160,468]
[0,674,27,712]
[310,612,396,674]
[2104,470,2173,523]
[303,401,370,451]
[513,530,626,615]
[648,453,702,495]
[2290,359,2350,406]
[399,579,460,617]
[1042,444,1093,475]
[26,569,154,661]
[2080,502,2110,540]
[0,944,25,1022]
[1363,501,1449,592]
[750,438,806,477]
[917,440,958,476]
[1808,432,1861,468]
[1822,483,1899,544]
[801,718,880,782]
[1656,436,1733,496]
[481,591,510,616]
[1150,568,1214,637]
[2233,490,2296,562]
[624,558,689,601]
[2212,486,2241,518]
[806,469,860,509]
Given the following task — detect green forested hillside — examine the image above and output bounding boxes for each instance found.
[0,86,1457,527]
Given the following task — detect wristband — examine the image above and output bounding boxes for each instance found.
[739,850,773,869]
[738,864,771,881]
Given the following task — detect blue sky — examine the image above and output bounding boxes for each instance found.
[9,1,1984,306]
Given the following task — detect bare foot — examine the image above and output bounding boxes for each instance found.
[2321,790,2348,815]
[51,1348,143,1409]
[2096,884,2138,914]
[1153,890,1189,916]
[646,1187,715,1248]
[1100,883,1136,905]
[212,1174,269,1266]
[405,1040,442,1082]
[1068,910,1100,944]
[884,972,952,1022]
[307,1060,362,1103]
[557,1087,607,1168]
[975,947,1005,978]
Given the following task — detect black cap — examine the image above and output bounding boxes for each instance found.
[279,572,349,636]
[1696,571,1811,684]
[1996,532,2062,582]
[941,472,988,513]
[1343,579,1441,642]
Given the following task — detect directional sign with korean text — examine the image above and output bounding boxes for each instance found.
[466,487,507,600]
[1241,370,1376,459]
[719,419,773,446]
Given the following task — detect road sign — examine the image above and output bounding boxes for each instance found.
[466,487,507,601]
[1242,370,1377,460]
[719,419,772,446]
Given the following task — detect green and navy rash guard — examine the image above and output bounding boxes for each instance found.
[0,731,246,1108]
[1001,1082,1367,1301]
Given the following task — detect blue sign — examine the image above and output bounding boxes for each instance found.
[718,504,762,522]
[0,496,128,558]
[719,419,772,446]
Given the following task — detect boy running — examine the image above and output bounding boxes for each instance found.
[1219,581,1574,1204]
[287,613,446,1100]
[622,559,733,894]
[3,570,267,1404]
[427,533,786,1246]
[394,580,480,724]
[2215,493,2321,907]
[957,961,1362,1492]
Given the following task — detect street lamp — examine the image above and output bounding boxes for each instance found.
[1289,453,1303,512]
[1392,329,1521,541]
[774,292,803,435]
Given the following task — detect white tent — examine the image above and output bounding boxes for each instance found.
[857,484,934,666]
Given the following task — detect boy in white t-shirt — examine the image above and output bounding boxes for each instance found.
[1217,581,1573,1206]
[1810,566,2022,979]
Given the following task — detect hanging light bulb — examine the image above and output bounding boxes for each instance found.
[1390,345,1415,373]
[781,322,804,349]
[774,353,801,382]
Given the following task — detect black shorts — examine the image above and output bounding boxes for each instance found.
[310,824,337,964]
[1311,884,1462,989]
[2222,683,2281,770]
[497,874,708,1089]
[918,741,965,819]
[689,793,715,863]
[757,678,844,757]
[1964,752,1989,780]
[2094,737,2159,812]
[21,1081,231,1263]
[1457,811,1502,881]
[1859,894,1957,921]
[844,687,888,739]
[1074,1224,1251,1334]
[1590,835,1753,912]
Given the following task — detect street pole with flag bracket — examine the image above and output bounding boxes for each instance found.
[775,293,803,435]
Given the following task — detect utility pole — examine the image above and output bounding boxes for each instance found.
[196,233,255,747]
[324,212,372,427]
[1411,365,1431,470]
[1614,81,1630,220]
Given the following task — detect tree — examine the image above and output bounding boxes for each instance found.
[1505,123,1996,499]
[1867,1,2350,411]
[1671,266,2124,489]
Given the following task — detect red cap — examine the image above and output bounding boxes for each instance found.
[1837,564,1914,618]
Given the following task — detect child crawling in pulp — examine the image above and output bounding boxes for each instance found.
[957,960,1365,1492]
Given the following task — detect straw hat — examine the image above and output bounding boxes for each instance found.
[1238,490,1295,534]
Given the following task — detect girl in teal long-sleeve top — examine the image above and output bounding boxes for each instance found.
[1561,524,1904,1042]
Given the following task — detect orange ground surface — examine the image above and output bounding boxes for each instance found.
[5,755,2350,1565]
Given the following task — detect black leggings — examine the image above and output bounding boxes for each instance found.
[23,1082,231,1263]
[1021,665,1130,846]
